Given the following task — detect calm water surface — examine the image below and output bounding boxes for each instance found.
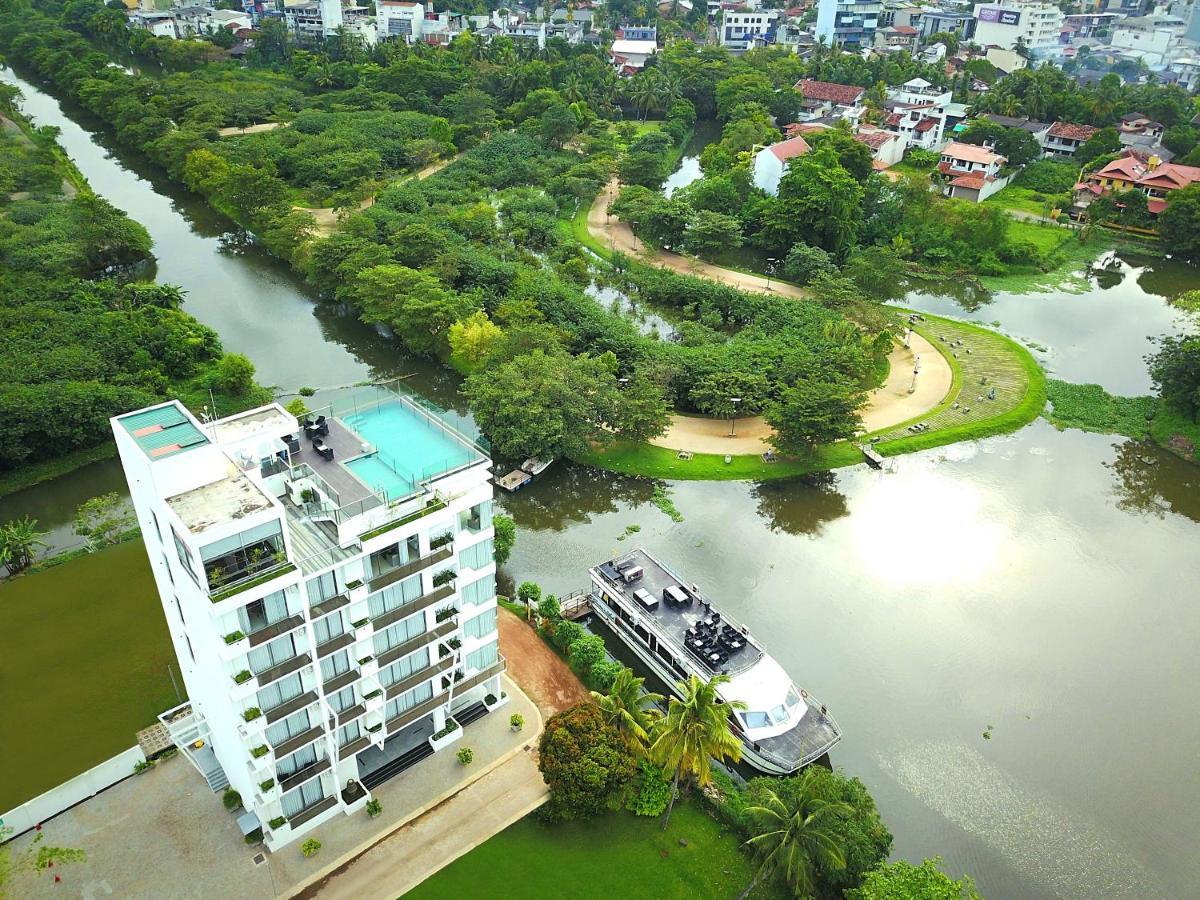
[3,68,1200,897]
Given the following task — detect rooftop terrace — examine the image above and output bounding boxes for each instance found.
[166,460,274,534]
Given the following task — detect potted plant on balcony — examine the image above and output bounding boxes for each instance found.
[428,717,462,751]
[484,691,509,711]
[300,487,318,506]
[432,569,457,588]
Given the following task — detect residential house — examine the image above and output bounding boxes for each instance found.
[883,78,952,150]
[794,79,867,124]
[981,113,1051,145]
[111,390,502,853]
[752,135,812,195]
[721,9,781,50]
[129,10,180,37]
[1118,112,1164,141]
[854,126,906,167]
[1075,150,1200,216]
[610,27,658,73]
[938,140,1011,201]
[1044,121,1098,157]
[376,0,424,41]
[875,24,919,52]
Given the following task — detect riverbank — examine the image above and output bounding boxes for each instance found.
[1044,380,1199,463]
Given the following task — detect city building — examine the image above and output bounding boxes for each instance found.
[875,23,919,51]
[1109,14,1188,66]
[918,7,976,40]
[971,0,1063,55]
[1044,120,1098,157]
[720,8,781,50]
[815,0,882,47]
[752,134,811,195]
[883,78,953,150]
[112,385,503,851]
[376,0,425,42]
[794,79,867,124]
[938,140,1011,201]
[283,0,371,40]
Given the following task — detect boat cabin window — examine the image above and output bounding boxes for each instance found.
[741,705,791,729]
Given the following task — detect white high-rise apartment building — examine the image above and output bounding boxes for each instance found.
[972,1,1064,55]
[112,385,503,851]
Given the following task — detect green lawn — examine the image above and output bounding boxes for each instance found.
[0,541,178,811]
[405,802,777,900]
[985,184,1070,218]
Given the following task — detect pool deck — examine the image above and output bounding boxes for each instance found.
[293,419,379,509]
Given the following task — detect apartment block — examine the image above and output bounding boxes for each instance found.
[112,385,503,851]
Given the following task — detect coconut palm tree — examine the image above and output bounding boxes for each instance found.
[0,516,47,575]
[591,668,662,751]
[737,773,853,900]
[649,674,745,831]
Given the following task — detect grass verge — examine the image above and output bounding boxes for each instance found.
[0,541,177,811]
[404,801,772,900]
[0,441,117,499]
[1044,379,1200,463]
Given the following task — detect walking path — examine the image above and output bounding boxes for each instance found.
[217,121,285,137]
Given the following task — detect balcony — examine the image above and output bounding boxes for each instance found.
[210,561,296,605]
[334,703,366,726]
[271,724,325,759]
[338,735,372,760]
[383,656,454,700]
[385,689,450,735]
[287,794,338,829]
[309,594,350,619]
[315,631,355,659]
[278,757,331,794]
[369,584,454,631]
[367,547,452,593]
[375,619,456,669]
[248,614,306,648]
[456,658,506,695]
[322,667,360,694]
[264,691,318,725]
[255,653,311,688]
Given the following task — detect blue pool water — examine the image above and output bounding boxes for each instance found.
[343,400,478,499]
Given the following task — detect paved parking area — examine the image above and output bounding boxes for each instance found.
[6,680,540,900]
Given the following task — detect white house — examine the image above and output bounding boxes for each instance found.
[752,135,812,196]
[938,141,1011,201]
[111,388,502,852]
[884,78,953,150]
[794,79,867,124]
[855,126,906,168]
[1043,121,1098,158]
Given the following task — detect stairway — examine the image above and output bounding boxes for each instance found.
[361,742,434,790]
[205,767,230,792]
[454,701,489,728]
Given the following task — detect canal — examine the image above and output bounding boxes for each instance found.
[3,68,1200,897]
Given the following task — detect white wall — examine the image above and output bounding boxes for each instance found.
[1,746,146,837]
[752,148,785,196]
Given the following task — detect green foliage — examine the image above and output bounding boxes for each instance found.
[0,516,47,574]
[366,798,383,817]
[1044,380,1156,437]
[537,703,638,823]
[586,659,624,693]
[260,779,275,792]
[766,379,867,456]
[269,816,287,829]
[222,788,242,810]
[73,492,134,551]
[1076,128,1123,166]
[510,713,525,731]
[551,619,585,652]
[626,761,673,817]
[133,759,154,775]
[537,594,562,622]
[846,858,981,899]
[456,746,474,765]
[567,634,607,676]
[1159,184,1200,262]
[782,243,836,284]
[492,514,516,566]
[1018,159,1081,194]
[1148,333,1200,420]
[300,838,321,858]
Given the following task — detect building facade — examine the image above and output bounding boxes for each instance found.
[815,0,882,47]
[112,387,503,851]
[971,0,1063,55]
[720,9,781,49]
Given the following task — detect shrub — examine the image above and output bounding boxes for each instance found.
[366,799,383,818]
[259,779,275,792]
[432,569,457,587]
[251,745,269,758]
[1017,159,1077,195]
[626,761,672,817]
[586,659,623,693]
[537,594,561,622]
[431,718,460,741]
[244,828,263,845]
[300,838,321,858]
[551,619,584,651]
[485,693,497,705]
[222,788,242,811]
[568,634,606,675]
[268,816,287,830]
[537,703,637,823]
[242,707,261,722]
[517,581,541,608]
[133,759,154,775]
[233,670,252,684]
[782,242,835,285]
[510,713,525,731]
[905,148,940,170]
[224,630,245,644]
[456,747,474,765]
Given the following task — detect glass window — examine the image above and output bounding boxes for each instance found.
[248,634,296,675]
[384,682,434,720]
[367,574,422,619]
[464,640,498,672]
[328,686,356,714]
[266,709,311,746]
[372,612,426,656]
[320,649,350,682]
[306,571,338,605]
[172,528,198,585]
[460,574,495,608]
[464,608,497,641]
[458,538,493,571]
[379,647,429,688]
[277,744,318,778]
[200,521,285,591]
[257,673,304,713]
[281,779,324,818]
[460,500,493,533]
[238,590,290,635]
[313,613,345,646]
[338,721,362,747]
[369,535,420,579]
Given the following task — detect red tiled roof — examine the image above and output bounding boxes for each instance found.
[1148,198,1167,215]
[768,135,812,162]
[854,129,895,150]
[915,117,938,133]
[795,79,865,105]
[893,25,918,34]
[1049,121,1098,142]
[786,122,830,136]
[950,171,987,189]
[1140,163,1200,190]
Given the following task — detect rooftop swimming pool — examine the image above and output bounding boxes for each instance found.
[342,399,480,500]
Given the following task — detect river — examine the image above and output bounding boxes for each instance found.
[3,68,1200,897]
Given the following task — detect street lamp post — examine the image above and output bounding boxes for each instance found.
[765,258,776,291]
[729,397,742,436]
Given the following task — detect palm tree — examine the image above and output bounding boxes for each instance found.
[0,516,47,575]
[591,668,662,750]
[649,674,745,831]
[737,773,853,899]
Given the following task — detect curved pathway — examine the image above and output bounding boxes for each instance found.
[589,179,956,450]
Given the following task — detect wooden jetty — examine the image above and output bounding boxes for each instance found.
[496,469,532,492]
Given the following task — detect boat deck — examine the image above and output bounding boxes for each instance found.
[595,549,764,674]
[752,696,841,770]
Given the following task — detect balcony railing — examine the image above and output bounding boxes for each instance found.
[309,593,350,619]
[287,794,338,829]
[367,547,453,593]
[271,724,325,759]
[315,631,356,659]
[248,614,306,648]
[210,561,296,604]
[375,619,456,669]
[254,652,311,688]
[264,691,318,725]
[338,735,372,760]
[382,656,455,700]
[322,667,359,694]
[278,756,331,794]
[384,689,450,735]
[369,584,453,631]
